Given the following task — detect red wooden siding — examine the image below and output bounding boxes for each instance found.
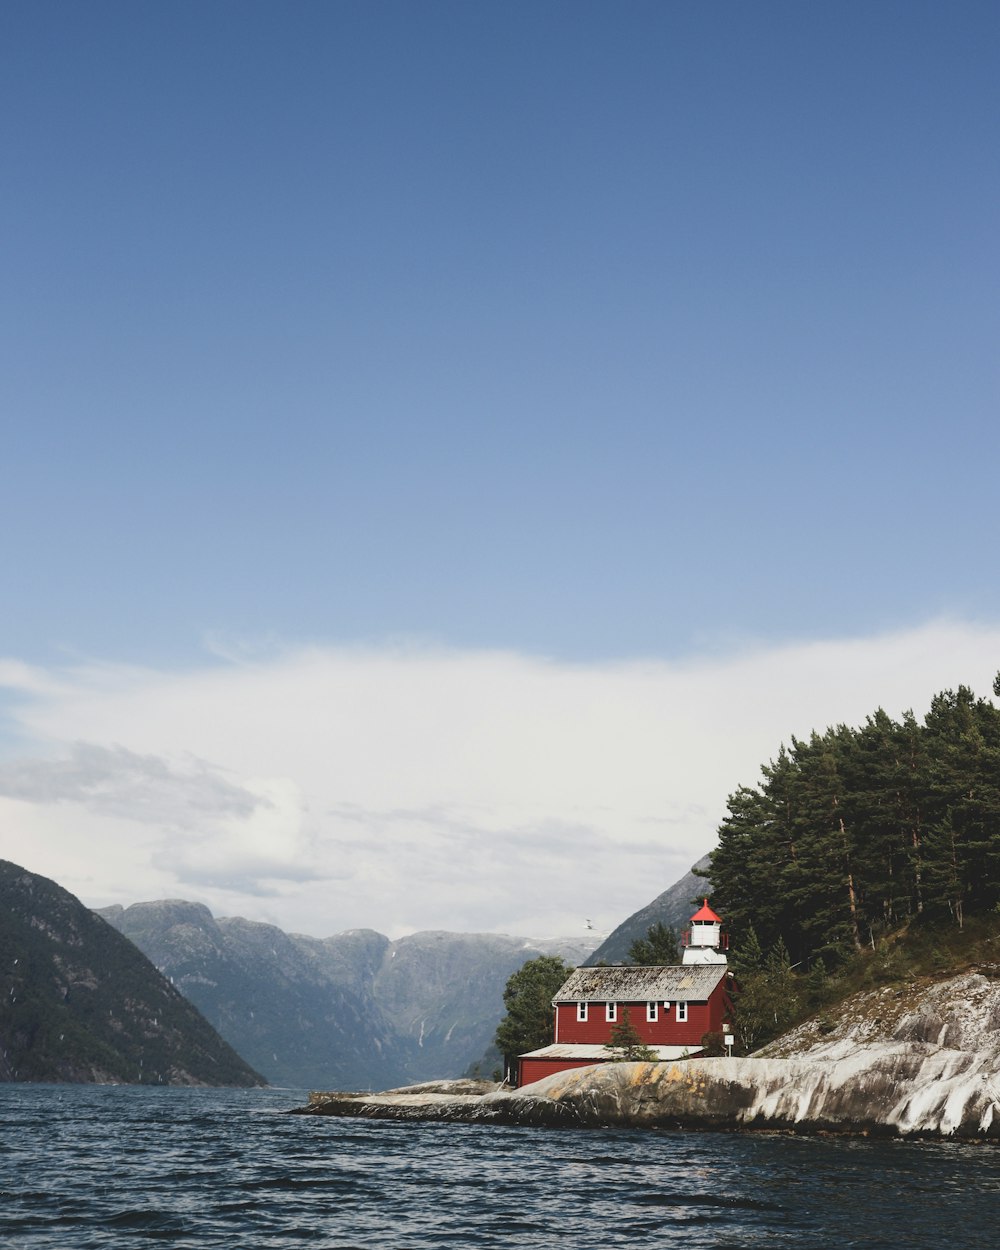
[555,992,727,1048]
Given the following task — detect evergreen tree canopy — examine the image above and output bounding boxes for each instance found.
[603,1008,657,1061]
[627,921,680,965]
[711,682,1000,969]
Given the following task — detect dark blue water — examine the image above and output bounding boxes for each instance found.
[1,1085,998,1249]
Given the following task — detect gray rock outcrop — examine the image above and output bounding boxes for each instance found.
[297,970,1000,1138]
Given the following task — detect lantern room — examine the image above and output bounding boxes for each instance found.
[681,899,728,965]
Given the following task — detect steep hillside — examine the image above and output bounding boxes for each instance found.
[370,931,588,1079]
[100,901,590,1088]
[0,862,263,1086]
[587,855,711,964]
[98,902,406,1089]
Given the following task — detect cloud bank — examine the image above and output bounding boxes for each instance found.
[1,620,998,939]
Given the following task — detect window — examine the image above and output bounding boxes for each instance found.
[605,1002,617,1023]
[646,1001,658,1022]
[576,1002,588,1023]
[676,1002,688,1023]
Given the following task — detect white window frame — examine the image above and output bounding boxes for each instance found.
[576,1001,588,1023]
[676,1001,688,1023]
[646,1001,658,1023]
[605,1002,617,1023]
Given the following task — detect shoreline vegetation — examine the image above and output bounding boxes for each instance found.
[708,680,1000,1054]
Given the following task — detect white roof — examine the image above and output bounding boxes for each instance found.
[520,1043,702,1061]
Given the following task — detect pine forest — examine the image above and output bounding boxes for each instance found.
[710,678,1000,972]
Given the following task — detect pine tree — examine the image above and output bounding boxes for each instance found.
[852,707,928,930]
[732,938,801,1052]
[781,730,863,962]
[729,923,764,979]
[921,688,1000,925]
[627,922,680,965]
[805,956,830,1009]
[712,783,785,952]
[603,1008,657,1061]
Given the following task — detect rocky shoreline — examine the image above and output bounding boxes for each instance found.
[292,971,1000,1139]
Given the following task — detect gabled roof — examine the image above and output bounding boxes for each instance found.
[690,899,722,923]
[553,964,728,1004]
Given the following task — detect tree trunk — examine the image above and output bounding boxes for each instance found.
[839,817,863,951]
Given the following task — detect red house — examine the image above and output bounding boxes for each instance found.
[517,901,732,1087]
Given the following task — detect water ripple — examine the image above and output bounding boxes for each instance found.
[1,1086,999,1248]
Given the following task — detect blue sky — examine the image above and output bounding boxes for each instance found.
[1,3,998,936]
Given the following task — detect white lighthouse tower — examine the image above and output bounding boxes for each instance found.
[681,899,728,965]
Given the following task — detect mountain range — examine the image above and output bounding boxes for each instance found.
[1,851,709,1089]
[587,854,712,963]
[98,900,593,1088]
[0,860,263,1086]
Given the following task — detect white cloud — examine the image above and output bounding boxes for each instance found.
[0,742,264,825]
[0,620,998,940]
[0,659,59,695]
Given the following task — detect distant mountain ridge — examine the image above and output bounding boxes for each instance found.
[0,861,263,1086]
[98,900,592,1089]
[1,848,713,1089]
[586,854,713,964]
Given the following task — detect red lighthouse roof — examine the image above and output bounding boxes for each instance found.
[690,899,722,923]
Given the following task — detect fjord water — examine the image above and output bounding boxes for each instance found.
[1,1085,998,1249]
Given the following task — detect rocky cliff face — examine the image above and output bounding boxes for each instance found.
[99,900,591,1089]
[0,862,264,1086]
[368,930,588,1079]
[300,969,1000,1138]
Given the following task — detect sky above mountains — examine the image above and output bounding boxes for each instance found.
[2,2,998,938]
